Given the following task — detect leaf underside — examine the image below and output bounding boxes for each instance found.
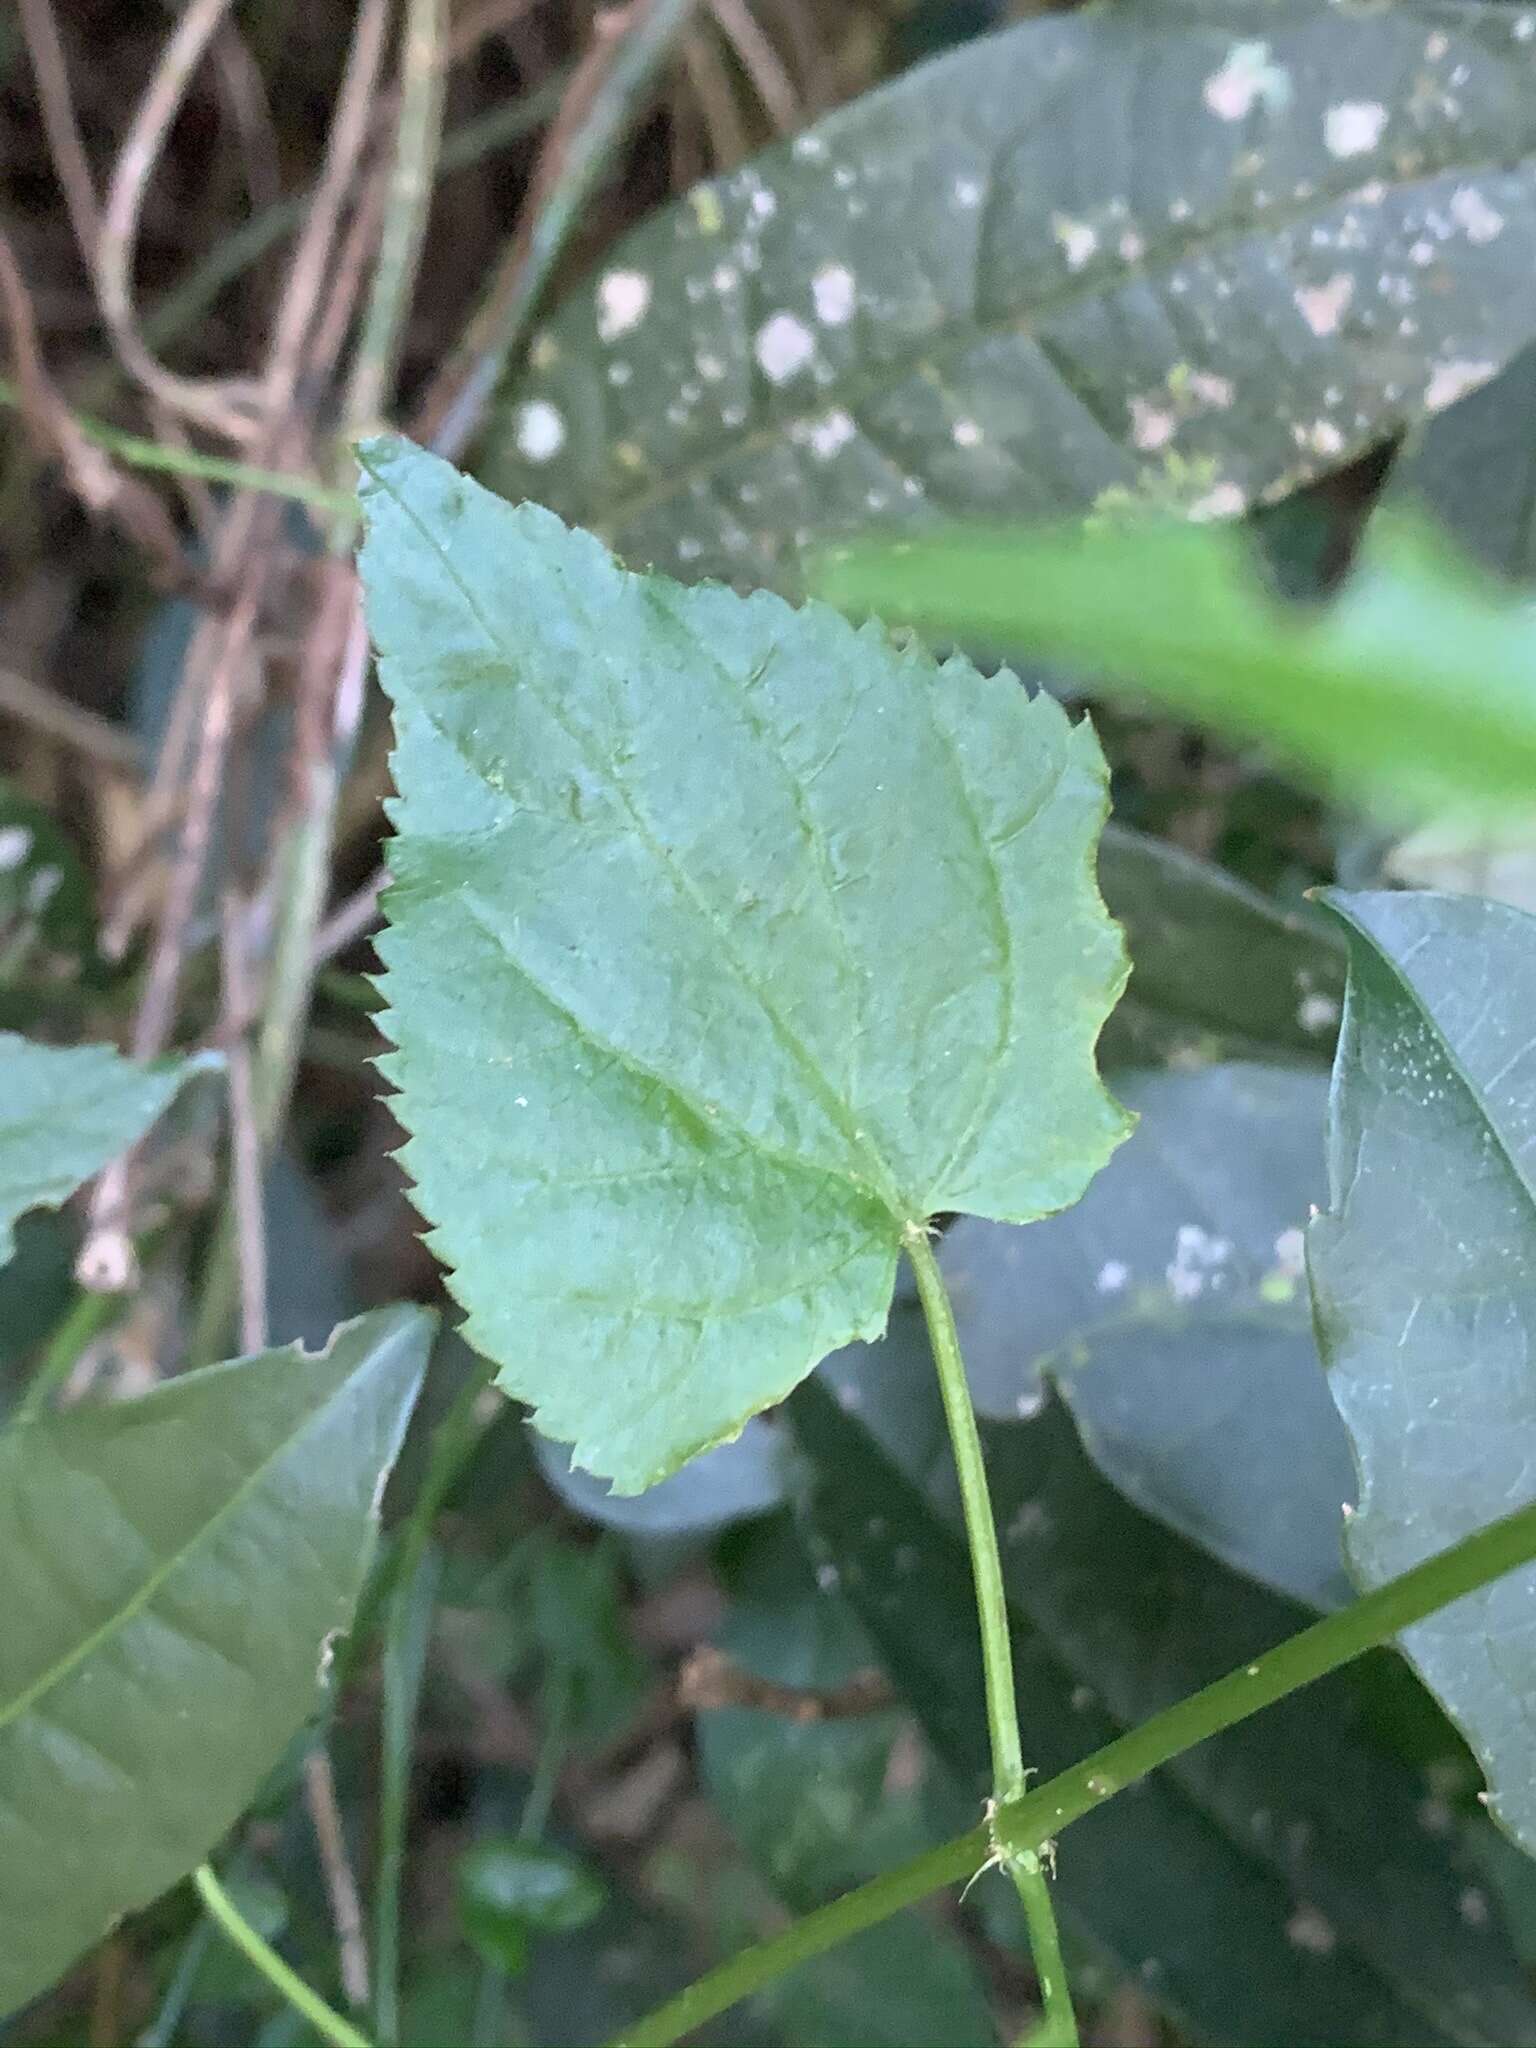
[481,1,1536,590]
[358,436,1129,1492]
[0,1307,431,2017]
[1308,889,1536,1857]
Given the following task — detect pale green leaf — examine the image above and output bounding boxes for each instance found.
[816,515,1536,825]
[480,1,1536,590]
[0,1033,195,1269]
[358,435,1128,1492]
[1309,890,1536,1855]
[0,1306,432,2015]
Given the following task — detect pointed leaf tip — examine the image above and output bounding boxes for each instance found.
[361,449,1128,1491]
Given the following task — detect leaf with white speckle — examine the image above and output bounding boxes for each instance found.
[481,0,1536,589]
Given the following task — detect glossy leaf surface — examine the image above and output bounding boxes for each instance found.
[359,437,1127,1491]
[1309,890,1536,1854]
[0,1306,431,2015]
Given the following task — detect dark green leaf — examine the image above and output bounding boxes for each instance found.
[1309,889,1536,1855]
[791,1364,1536,2046]
[817,515,1536,825]
[359,436,1127,1492]
[0,1306,432,2016]
[698,1521,999,2047]
[459,1840,606,1957]
[0,1032,197,1269]
[756,1916,998,2048]
[1098,825,1344,1066]
[1389,341,1536,582]
[481,3,1536,591]
[941,1062,1354,1609]
[0,782,97,991]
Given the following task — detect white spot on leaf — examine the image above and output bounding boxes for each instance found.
[1203,40,1291,121]
[807,410,856,459]
[952,418,983,448]
[1052,215,1098,269]
[1189,482,1244,521]
[1324,101,1387,157]
[755,312,815,382]
[515,400,566,462]
[0,827,33,872]
[1131,398,1176,451]
[597,270,651,342]
[1425,359,1495,412]
[1296,274,1354,336]
[1294,419,1344,458]
[1287,1906,1337,1955]
[1449,186,1505,244]
[812,262,856,326]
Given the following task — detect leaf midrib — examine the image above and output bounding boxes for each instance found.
[0,1367,356,1740]
[370,461,915,1213]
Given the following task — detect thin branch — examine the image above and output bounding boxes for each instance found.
[0,662,142,771]
[312,865,386,966]
[304,1749,371,2014]
[0,230,190,588]
[341,0,448,440]
[708,0,799,132]
[261,0,393,421]
[16,0,101,266]
[219,892,268,1357]
[418,0,703,462]
[97,0,265,440]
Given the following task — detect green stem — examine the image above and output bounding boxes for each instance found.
[345,1346,499,1680]
[14,1285,118,1424]
[0,379,353,513]
[193,1863,373,2048]
[340,0,446,449]
[372,1547,441,2045]
[612,1488,1536,2048]
[905,1227,1077,2047]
